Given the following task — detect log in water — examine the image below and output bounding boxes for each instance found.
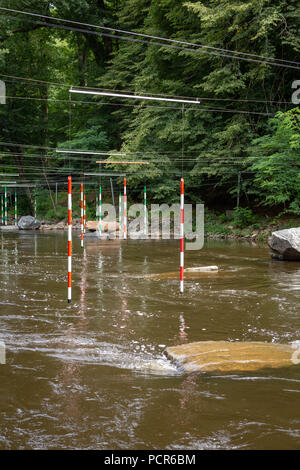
[166,341,298,373]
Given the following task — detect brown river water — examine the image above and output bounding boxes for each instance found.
[0,231,300,450]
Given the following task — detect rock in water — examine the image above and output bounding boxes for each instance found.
[166,341,298,373]
[18,216,40,230]
[86,220,120,232]
[147,267,219,280]
[268,228,300,261]
[185,266,218,272]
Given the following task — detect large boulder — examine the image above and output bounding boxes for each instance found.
[18,215,40,230]
[166,341,298,373]
[268,227,300,261]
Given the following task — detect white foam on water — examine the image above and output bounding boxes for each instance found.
[4,333,180,376]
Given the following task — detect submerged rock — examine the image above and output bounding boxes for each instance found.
[268,227,300,261]
[185,266,218,272]
[18,216,40,230]
[166,341,298,373]
[147,266,219,280]
[87,220,120,232]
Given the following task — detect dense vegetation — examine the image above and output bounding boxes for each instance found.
[0,0,300,222]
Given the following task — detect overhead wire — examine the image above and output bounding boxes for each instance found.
[0,7,299,69]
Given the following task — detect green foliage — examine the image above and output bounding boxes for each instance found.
[0,0,300,217]
[232,207,258,228]
[249,108,300,214]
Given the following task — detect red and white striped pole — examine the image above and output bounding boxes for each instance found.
[80,183,84,248]
[180,178,184,294]
[68,176,72,303]
[84,194,86,234]
[124,177,127,240]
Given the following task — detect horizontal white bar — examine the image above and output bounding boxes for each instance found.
[84,173,126,176]
[56,149,126,156]
[69,89,200,104]
[0,174,19,177]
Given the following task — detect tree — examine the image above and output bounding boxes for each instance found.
[249,108,300,214]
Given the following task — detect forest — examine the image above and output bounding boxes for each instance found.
[0,0,300,225]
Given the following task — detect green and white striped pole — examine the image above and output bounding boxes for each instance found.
[99,186,102,235]
[15,192,17,226]
[144,185,147,237]
[4,187,7,226]
[34,195,37,222]
[119,191,122,238]
[1,194,3,225]
[96,194,98,221]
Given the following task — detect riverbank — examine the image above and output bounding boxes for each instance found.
[205,210,300,242]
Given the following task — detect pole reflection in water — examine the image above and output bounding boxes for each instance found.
[55,248,90,423]
[96,248,104,298]
[1,233,300,450]
[34,233,37,258]
[78,247,89,327]
[179,314,188,340]
[14,240,18,266]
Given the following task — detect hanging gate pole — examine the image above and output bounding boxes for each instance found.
[144,185,147,237]
[84,194,86,234]
[110,178,115,207]
[180,178,184,294]
[124,178,127,240]
[119,192,122,239]
[99,186,102,236]
[1,195,3,225]
[68,176,72,303]
[34,195,37,222]
[15,192,17,226]
[81,183,84,248]
[4,187,7,226]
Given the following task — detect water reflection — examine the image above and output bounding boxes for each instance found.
[0,233,299,450]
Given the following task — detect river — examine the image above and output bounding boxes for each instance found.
[0,232,299,449]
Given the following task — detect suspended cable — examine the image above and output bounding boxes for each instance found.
[0,7,299,69]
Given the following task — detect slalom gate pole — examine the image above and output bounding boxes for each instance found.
[1,195,3,225]
[34,195,37,222]
[119,192,122,239]
[5,187,7,226]
[99,186,102,236]
[15,192,17,226]
[180,178,184,294]
[68,176,72,303]
[124,178,127,240]
[144,185,147,237]
[84,194,86,234]
[81,184,84,248]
